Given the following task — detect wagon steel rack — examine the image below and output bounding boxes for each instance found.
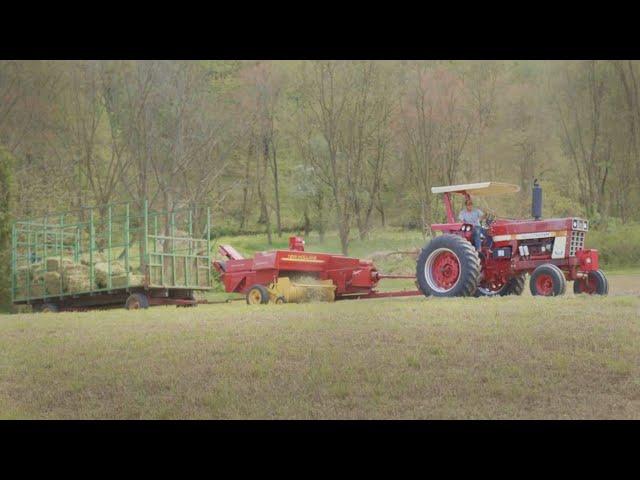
[11,201,213,311]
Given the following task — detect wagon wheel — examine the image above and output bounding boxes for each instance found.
[125,293,150,310]
[37,303,59,313]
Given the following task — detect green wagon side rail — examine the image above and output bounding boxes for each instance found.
[11,201,212,304]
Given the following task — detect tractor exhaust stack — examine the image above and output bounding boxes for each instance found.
[532,179,542,220]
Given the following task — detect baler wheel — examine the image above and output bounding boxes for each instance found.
[275,296,286,304]
[573,269,608,295]
[529,264,566,296]
[246,285,270,305]
[416,234,480,297]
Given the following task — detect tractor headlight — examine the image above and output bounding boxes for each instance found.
[572,219,578,229]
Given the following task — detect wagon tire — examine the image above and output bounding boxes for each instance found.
[246,285,270,305]
[573,269,608,295]
[37,303,59,313]
[125,293,150,310]
[530,264,566,296]
[416,234,481,297]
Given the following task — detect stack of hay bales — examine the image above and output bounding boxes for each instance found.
[14,252,147,298]
[16,261,62,298]
[15,264,46,298]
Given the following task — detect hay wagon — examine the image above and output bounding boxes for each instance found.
[11,201,213,311]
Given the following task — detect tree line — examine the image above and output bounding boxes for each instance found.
[1,60,640,263]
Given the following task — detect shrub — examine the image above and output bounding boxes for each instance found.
[586,221,640,268]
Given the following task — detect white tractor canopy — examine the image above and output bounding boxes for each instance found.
[431,181,521,196]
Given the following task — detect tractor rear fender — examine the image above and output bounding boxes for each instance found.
[430,222,465,234]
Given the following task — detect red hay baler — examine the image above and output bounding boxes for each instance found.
[213,237,420,304]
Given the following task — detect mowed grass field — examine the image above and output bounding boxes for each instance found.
[1,274,639,419]
[1,229,639,419]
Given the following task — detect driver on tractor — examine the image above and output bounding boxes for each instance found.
[459,198,488,252]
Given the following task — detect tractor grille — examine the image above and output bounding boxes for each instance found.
[569,230,586,256]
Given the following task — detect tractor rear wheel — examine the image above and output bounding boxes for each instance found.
[529,264,566,296]
[416,234,480,297]
[573,270,608,295]
[246,285,270,305]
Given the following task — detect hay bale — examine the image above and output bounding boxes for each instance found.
[44,271,62,295]
[64,274,90,293]
[46,256,74,273]
[29,262,43,274]
[16,266,31,284]
[94,261,126,288]
[80,252,107,266]
[61,263,90,292]
[28,284,45,298]
[62,263,89,276]
[110,274,145,288]
[29,268,46,283]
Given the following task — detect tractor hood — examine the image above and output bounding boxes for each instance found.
[431,182,521,196]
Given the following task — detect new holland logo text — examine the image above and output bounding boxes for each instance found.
[281,254,324,263]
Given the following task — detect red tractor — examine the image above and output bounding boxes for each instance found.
[416,181,607,297]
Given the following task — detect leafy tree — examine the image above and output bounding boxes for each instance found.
[0,145,15,310]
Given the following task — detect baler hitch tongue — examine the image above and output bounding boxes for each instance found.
[218,244,244,260]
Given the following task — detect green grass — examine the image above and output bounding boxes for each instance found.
[1,288,639,419]
[3,228,639,419]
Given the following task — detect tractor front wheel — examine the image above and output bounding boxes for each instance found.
[573,270,608,295]
[246,285,270,305]
[529,264,567,296]
[416,234,480,297]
